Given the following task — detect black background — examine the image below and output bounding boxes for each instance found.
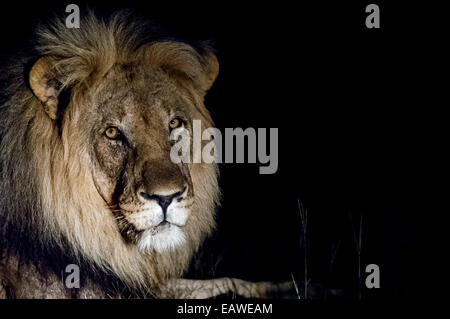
[0,0,447,299]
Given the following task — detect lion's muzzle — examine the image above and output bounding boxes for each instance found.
[117,159,193,253]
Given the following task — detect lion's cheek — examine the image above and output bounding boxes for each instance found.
[91,167,117,204]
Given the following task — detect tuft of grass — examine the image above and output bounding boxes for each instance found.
[291,273,301,299]
[298,199,308,299]
[349,212,363,300]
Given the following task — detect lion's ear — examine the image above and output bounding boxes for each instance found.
[142,41,219,94]
[199,50,219,92]
[29,57,61,120]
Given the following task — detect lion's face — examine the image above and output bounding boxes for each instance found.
[28,40,219,257]
[81,63,198,253]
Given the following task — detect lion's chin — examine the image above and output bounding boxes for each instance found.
[137,223,186,253]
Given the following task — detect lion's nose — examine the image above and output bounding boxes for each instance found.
[139,186,186,214]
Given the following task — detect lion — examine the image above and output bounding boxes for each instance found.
[0,11,221,298]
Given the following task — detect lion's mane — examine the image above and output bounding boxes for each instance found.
[0,11,220,297]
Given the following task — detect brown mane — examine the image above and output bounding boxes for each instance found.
[0,10,220,298]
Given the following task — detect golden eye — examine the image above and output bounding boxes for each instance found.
[105,127,120,139]
[169,118,182,130]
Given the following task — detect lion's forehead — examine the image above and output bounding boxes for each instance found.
[84,67,190,125]
[94,63,185,112]
[99,62,175,98]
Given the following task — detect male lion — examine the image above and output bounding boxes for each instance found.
[0,10,297,300]
[0,11,221,298]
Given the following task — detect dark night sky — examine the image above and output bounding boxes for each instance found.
[0,1,447,299]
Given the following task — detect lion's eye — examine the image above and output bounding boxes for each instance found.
[169,118,183,130]
[105,127,121,140]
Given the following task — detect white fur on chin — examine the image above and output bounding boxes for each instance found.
[138,224,186,253]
